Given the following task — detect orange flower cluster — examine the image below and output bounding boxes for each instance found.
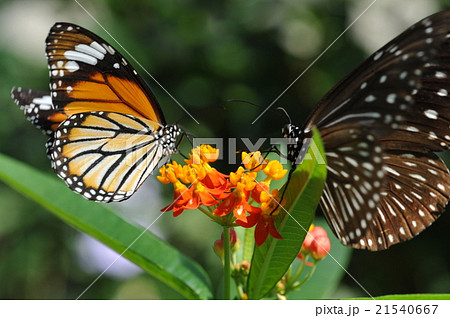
[158,145,288,246]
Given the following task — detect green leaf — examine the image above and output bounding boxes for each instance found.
[247,127,327,299]
[0,153,212,300]
[287,218,352,299]
[355,294,450,300]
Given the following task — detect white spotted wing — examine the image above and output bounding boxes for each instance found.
[288,11,450,250]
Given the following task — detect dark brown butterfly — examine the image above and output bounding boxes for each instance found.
[283,11,450,251]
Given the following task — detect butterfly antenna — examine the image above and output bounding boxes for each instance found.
[227,99,289,121]
[227,99,263,108]
[174,131,192,160]
[239,151,268,172]
[183,131,195,147]
[270,168,293,216]
[276,107,291,125]
[253,144,286,160]
[178,151,189,160]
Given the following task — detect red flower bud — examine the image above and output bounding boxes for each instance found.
[299,225,331,260]
[214,229,240,258]
[220,228,240,249]
[213,239,224,258]
[310,235,331,260]
[310,226,328,238]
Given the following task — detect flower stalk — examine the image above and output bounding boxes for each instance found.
[222,226,231,300]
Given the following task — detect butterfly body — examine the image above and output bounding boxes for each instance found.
[282,124,311,166]
[12,23,182,202]
[283,11,450,251]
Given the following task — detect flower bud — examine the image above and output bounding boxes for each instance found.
[220,228,239,250]
[213,239,224,258]
[214,229,240,258]
[310,226,328,238]
[310,235,331,260]
[300,225,330,260]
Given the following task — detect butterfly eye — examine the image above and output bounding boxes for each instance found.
[281,124,291,136]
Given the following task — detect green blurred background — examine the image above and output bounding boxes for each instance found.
[0,0,449,299]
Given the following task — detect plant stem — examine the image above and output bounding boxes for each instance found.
[292,258,305,283]
[296,262,316,288]
[223,226,231,300]
[197,206,214,219]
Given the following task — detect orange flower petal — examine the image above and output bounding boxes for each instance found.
[263,160,288,180]
[236,213,259,228]
[255,218,270,247]
[242,151,268,172]
[233,204,248,222]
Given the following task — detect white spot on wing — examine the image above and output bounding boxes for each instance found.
[365,95,376,102]
[385,167,400,176]
[32,95,52,106]
[373,51,383,60]
[65,60,80,72]
[406,126,419,132]
[64,50,98,65]
[75,43,105,60]
[437,89,448,97]
[410,174,426,182]
[424,109,438,120]
[435,71,446,79]
[386,93,396,104]
[90,41,107,54]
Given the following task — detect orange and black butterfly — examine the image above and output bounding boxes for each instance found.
[11,23,182,202]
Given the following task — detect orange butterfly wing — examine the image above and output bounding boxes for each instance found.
[51,111,169,202]
[12,23,181,202]
[45,22,165,131]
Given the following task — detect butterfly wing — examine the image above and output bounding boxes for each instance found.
[318,126,386,249]
[307,11,450,135]
[374,150,450,249]
[45,22,166,127]
[11,87,57,135]
[12,23,180,202]
[11,87,61,158]
[51,111,167,202]
[300,11,450,250]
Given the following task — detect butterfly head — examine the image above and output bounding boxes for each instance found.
[282,123,301,139]
[282,124,312,166]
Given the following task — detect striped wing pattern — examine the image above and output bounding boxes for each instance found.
[375,151,450,249]
[285,11,450,250]
[51,111,167,202]
[11,23,181,202]
[318,127,386,248]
